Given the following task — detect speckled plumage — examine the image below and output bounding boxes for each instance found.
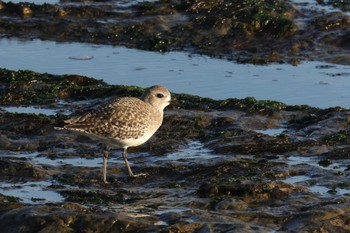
[61,85,171,183]
[64,97,161,145]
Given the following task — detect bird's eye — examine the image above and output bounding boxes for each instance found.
[156,93,164,98]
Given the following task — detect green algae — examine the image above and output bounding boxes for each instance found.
[290,107,347,131]
[323,130,350,143]
[0,194,20,203]
[0,194,22,213]
[0,68,107,105]
[61,189,125,204]
[0,68,145,105]
[173,93,312,112]
[185,0,296,36]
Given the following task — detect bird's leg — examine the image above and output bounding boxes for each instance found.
[122,147,134,177]
[101,144,110,184]
[122,147,147,178]
[102,150,109,183]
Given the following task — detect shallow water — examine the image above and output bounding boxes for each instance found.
[0,141,221,205]
[255,128,287,136]
[1,38,350,108]
[282,155,350,197]
[0,181,65,203]
[285,175,350,196]
[286,155,349,171]
[155,141,220,162]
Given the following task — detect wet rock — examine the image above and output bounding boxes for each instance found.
[312,12,350,31]
[198,180,300,202]
[0,205,158,233]
[282,200,350,232]
[307,12,350,64]
[0,159,48,179]
[214,198,248,211]
[0,111,57,136]
[0,135,12,149]
[318,158,333,167]
[0,0,301,64]
[321,146,350,160]
[0,194,24,213]
[165,223,204,233]
[60,189,125,204]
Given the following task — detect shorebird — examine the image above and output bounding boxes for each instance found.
[60,85,171,183]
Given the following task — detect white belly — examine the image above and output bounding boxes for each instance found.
[77,129,156,149]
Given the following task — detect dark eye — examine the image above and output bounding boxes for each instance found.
[156,93,164,98]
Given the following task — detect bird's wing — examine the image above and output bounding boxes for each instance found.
[64,98,152,139]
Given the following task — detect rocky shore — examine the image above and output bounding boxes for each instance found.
[0,0,349,65]
[0,69,349,232]
[0,0,350,232]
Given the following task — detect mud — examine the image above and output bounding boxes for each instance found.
[0,0,349,64]
[0,68,350,232]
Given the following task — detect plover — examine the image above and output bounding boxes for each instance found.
[60,85,171,183]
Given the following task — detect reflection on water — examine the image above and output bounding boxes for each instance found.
[0,38,349,108]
